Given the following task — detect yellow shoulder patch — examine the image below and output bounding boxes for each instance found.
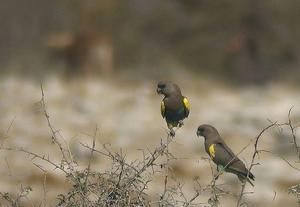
[183,97,190,117]
[183,97,190,110]
[209,144,216,158]
[161,100,165,118]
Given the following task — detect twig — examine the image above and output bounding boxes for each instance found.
[183,190,200,207]
[40,84,70,165]
[83,126,97,194]
[6,116,16,134]
[288,107,300,160]
[259,150,300,171]
[0,146,70,175]
[160,174,168,205]
[237,122,277,207]
[272,191,277,201]
[42,173,47,207]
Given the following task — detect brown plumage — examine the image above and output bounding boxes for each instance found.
[196,124,255,186]
[157,81,190,136]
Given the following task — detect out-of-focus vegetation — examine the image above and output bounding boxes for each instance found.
[1,0,300,83]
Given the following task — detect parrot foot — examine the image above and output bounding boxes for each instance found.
[178,120,184,127]
[169,129,176,137]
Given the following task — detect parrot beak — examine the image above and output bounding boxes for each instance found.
[157,88,163,94]
[196,130,201,137]
[196,128,202,137]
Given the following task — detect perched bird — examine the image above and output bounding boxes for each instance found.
[196,124,255,186]
[157,81,190,136]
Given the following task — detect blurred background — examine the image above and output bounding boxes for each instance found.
[0,0,300,206]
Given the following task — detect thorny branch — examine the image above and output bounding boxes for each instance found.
[236,122,277,207]
[1,86,300,206]
[40,84,74,170]
[237,110,300,207]
[287,107,300,160]
[83,126,97,194]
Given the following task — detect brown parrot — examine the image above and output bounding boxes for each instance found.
[197,124,255,186]
[157,81,190,136]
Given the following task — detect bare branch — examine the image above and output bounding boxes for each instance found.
[237,122,277,206]
[287,107,300,160]
[83,126,97,194]
[40,84,71,166]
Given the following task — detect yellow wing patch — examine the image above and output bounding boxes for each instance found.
[183,97,190,117]
[209,144,216,158]
[161,100,165,118]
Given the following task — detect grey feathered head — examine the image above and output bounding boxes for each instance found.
[196,124,219,139]
[157,81,181,97]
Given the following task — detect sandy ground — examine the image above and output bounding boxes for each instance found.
[0,74,300,206]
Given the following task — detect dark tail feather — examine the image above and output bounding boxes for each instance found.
[227,167,255,186]
[246,177,254,187]
[237,175,255,187]
[244,170,255,186]
[235,170,255,187]
[248,171,255,181]
[240,168,255,181]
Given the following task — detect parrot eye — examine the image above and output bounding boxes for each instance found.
[158,83,166,88]
[198,127,204,133]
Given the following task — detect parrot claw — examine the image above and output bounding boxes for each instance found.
[178,120,184,127]
[170,129,176,137]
